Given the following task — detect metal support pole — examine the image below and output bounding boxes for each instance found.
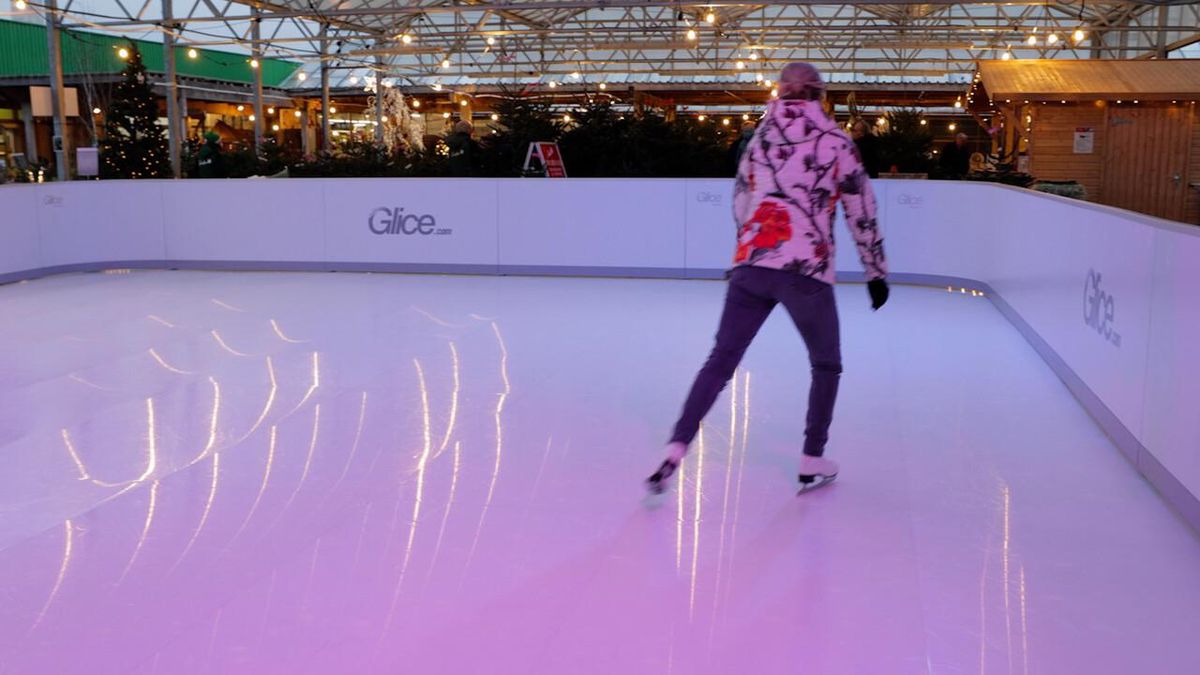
[179,90,188,143]
[320,23,331,153]
[163,0,181,177]
[20,102,38,163]
[301,100,313,156]
[374,51,385,144]
[252,8,264,150]
[45,0,69,181]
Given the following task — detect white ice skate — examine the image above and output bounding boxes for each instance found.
[797,455,838,494]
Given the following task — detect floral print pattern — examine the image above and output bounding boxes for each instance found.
[732,99,887,284]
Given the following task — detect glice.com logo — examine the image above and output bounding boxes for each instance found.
[1083,269,1121,348]
[368,207,452,236]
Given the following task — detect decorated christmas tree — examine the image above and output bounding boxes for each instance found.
[365,78,425,153]
[100,42,169,179]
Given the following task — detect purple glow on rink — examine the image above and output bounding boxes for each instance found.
[1,271,1198,674]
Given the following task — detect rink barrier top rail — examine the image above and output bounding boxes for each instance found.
[1,178,1198,535]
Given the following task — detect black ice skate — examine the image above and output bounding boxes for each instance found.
[645,459,679,494]
[797,455,838,494]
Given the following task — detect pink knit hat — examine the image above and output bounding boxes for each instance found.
[778,62,826,100]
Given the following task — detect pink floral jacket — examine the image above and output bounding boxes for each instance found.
[732,99,887,284]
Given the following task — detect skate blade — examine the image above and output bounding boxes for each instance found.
[796,473,837,495]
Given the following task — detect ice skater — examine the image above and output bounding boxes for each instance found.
[647,62,889,495]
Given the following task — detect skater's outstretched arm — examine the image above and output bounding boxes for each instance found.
[835,140,889,309]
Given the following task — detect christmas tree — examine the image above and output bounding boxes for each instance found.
[100,42,169,179]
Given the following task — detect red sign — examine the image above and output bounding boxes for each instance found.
[538,143,567,178]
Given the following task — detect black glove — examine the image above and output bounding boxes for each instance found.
[867,278,889,310]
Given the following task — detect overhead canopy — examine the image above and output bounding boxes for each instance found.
[978,59,1200,101]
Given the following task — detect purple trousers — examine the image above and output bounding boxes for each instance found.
[670,265,842,457]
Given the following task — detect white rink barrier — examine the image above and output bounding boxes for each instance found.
[1,178,1198,531]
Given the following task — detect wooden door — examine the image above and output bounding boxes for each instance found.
[1101,105,1194,222]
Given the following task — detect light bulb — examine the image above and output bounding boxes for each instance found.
[572,71,581,79]
[297,72,307,81]
[1026,35,1037,46]
[686,29,697,41]
[954,101,962,109]
[15,0,28,9]
[920,119,927,126]
[1047,33,1059,45]
[402,34,413,45]
[237,105,245,112]
[698,115,706,121]
[548,81,558,88]
[771,88,778,98]
[722,118,730,126]
[349,76,359,85]
[563,114,571,122]
[705,12,716,24]
[599,82,607,90]
[272,124,280,131]
[250,58,259,68]
[294,110,302,118]
[92,107,101,115]
[118,47,130,59]
[382,115,388,122]
[491,113,499,121]
[764,79,772,87]
[948,123,957,131]
[187,48,198,59]
[735,61,745,70]
[743,114,750,121]
[877,117,885,126]
[442,59,451,69]
[249,114,256,121]
[750,52,758,61]
[755,73,763,82]
[460,100,468,107]
[486,36,496,46]
[1001,51,1012,61]
[433,83,442,91]
[267,107,275,114]
[1073,28,1086,42]
[443,112,450,119]
[330,107,336,114]
[412,100,421,108]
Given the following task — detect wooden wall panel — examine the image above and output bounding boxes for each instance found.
[1101,105,1192,222]
[1028,104,1107,201]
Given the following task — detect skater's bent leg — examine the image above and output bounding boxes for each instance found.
[778,277,842,458]
[669,271,775,449]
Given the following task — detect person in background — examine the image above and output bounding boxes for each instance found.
[938,132,971,179]
[850,119,881,178]
[446,121,480,177]
[729,121,757,174]
[196,131,225,179]
[647,62,889,496]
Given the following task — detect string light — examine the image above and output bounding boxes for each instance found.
[460,100,468,107]
[722,118,730,126]
[735,60,745,70]
[1001,50,1012,61]
[329,106,336,114]
[705,11,716,24]
[771,88,778,98]
[563,114,572,122]
[297,72,307,81]
[236,104,245,112]
[1047,33,1060,45]
[402,34,413,45]
[349,76,359,85]
[491,113,499,121]
[548,81,558,88]
[441,58,451,69]
[249,114,256,121]
[920,119,927,126]
[686,29,697,41]
[755,73,763,82]
[750,52,758,61]
[250,58,259,69]
[92,107,101,115]
[412,99,421,108]
[15,0,27,9]
[272,124,280,131]
[267,107,275,114]
[486,36,496,46]
[1026,35,1037,46]
[948,123,957,131]
[294,110,302,118]
[187,48,198,59]
[599,82,607,90]
[118,47,130,59]
[1073,28,1086,42]
[572,71,581,79]
[742,114,750,121]
[698,114,706,121]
